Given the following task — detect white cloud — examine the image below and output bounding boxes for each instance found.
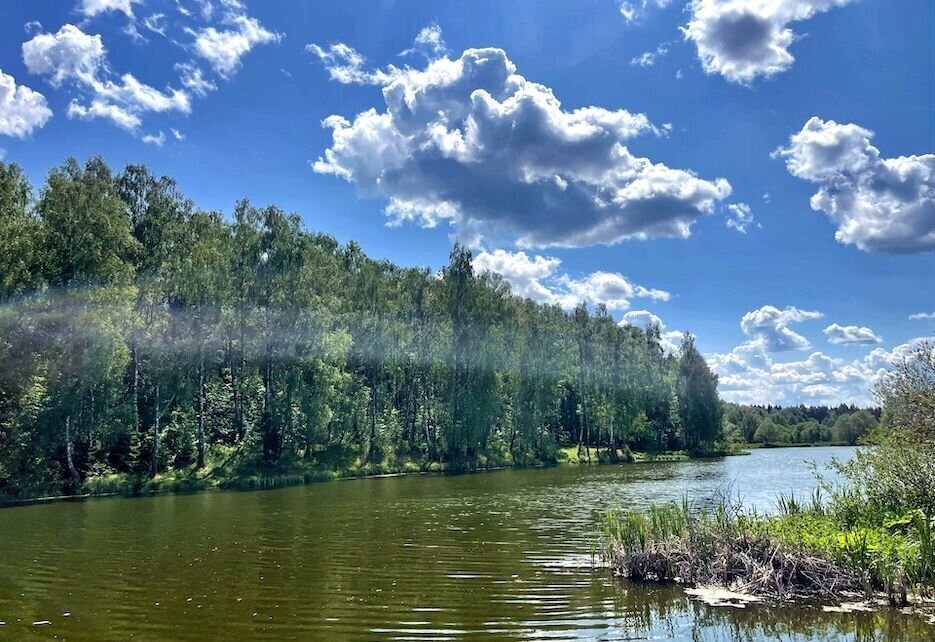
[23,24,190,134]
[0,69,53,138]
[171,127,185,140]
[67,98,141,130]
[22,24,107,87]
[141,130,166,146]
[710,336,932,406]
[313,41,731,249]
[823,323,881,345]
[78,0,140,18]
[472,248,669,311]
[660,330,686,353]
[683,0,855,85]
[189,14,281,79]
[909,312,935,321]
[472,249,561,303]
[775,117,935,254]
[306,43,399,86]
[739,304,823,352]
[725,201,755,233]
[630,43,669,67]
[142,13,168,37]
[619,0,671,24]
[620,309,664,329]
[175,62,217,96]
[400,23,448,60]
[618,310,685,353]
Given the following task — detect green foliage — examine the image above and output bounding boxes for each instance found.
[722,402,876,446]
[0,157,722,500]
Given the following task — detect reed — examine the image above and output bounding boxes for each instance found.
[600,495,934,605]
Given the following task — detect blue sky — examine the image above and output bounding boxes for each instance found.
[0,0,932,406]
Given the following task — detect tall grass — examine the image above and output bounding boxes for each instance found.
[600,492,935,605]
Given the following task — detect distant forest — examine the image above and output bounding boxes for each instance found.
[0,157,726,499]
[722,403,880,446]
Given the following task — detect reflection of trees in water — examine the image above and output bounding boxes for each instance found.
[607,577,931,641]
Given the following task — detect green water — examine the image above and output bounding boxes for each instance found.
[0,446,929,641]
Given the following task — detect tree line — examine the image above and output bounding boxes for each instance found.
[722,403,880,446]
[0,157,721,499]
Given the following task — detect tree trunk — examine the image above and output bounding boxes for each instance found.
[235,311,246,442]
[151,383,160,478]
[368,369,378,463]
[197,345,206,468]
[423,378,434,460]
[65,415,80,485]
[131,340,141,468]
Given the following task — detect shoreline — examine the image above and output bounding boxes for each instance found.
[0,443,860,509]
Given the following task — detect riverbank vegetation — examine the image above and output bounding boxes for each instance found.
[601,341,935,609]
[0,157,723,502]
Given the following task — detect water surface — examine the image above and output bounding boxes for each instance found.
[0,446,928,640]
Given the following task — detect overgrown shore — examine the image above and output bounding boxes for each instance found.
[601,496,934,608]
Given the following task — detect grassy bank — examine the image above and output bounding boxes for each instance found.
[600,494,935,608]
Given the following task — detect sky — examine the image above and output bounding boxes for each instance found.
[0,0,933,406]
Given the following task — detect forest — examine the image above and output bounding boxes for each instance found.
[0,157,722,500]
[722,403,880,446]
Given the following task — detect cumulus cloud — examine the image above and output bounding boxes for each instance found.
[472,248,669,311]
[823,323,882,345]
[619,310,685,353]
[472,249,561,303]
[909,312,935,321]
[739,304,823,352]
[22,24,107,87]
[620,309,665,329]
[725,201,755,233]
[0,69,53,138]
[683,0,855,85]
[710,336,931,406]
[23,24,190,133]
[775,117,935,254]
[189,14,281,78]
[313,36,731,248]
[619,0,671,24]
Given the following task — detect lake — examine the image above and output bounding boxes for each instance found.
[0,446,928,640]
